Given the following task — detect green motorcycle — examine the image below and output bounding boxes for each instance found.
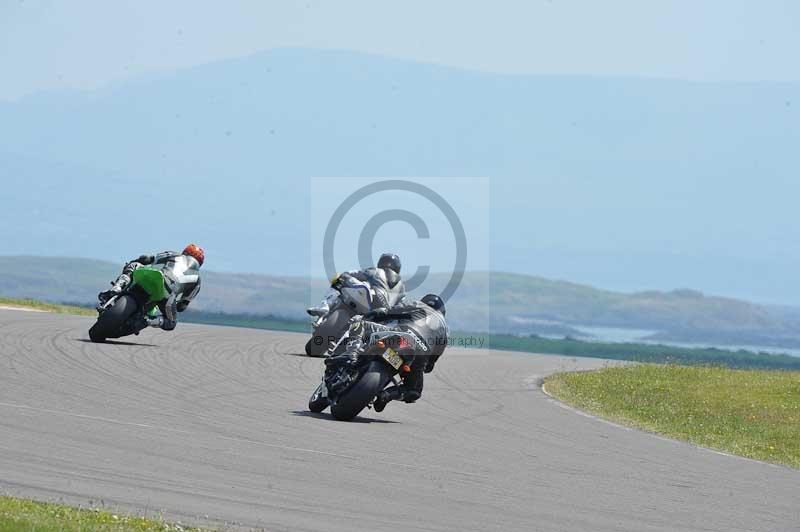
[89,267,168,342]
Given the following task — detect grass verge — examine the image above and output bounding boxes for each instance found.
[0,297,94,317]
[0,496,207,531]
[544,365,800,468]
[486,334,800,370]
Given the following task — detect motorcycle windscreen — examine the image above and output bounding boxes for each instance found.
[131,268,169,302]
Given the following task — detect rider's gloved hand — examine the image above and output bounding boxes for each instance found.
[332,272,353,288]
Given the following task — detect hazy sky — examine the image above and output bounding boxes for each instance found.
[2,0,799,100]
[2,1,799,304]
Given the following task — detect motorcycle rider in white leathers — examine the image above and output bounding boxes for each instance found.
[97,244,204,331]
[307,253,405,317]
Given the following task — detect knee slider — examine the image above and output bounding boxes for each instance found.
[403,390,421,403]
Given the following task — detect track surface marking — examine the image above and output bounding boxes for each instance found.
[0,310,797,531]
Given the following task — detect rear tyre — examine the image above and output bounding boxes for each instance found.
[330,360,392,421]
[89,295,139,342]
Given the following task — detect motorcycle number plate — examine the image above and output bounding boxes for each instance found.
[381,348,403,370]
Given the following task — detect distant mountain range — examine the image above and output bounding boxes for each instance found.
[1,48,798,303]
[3,255,800,350]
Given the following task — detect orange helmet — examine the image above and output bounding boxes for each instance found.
[182,244,205,267]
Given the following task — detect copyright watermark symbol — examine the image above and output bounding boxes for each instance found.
[320,179,467,300]
[310,177,490,332]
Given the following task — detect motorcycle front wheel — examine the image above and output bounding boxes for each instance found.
[308,382,331,413]
[89,295,139,342]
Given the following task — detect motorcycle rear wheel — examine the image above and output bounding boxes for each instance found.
[330,360,392,421]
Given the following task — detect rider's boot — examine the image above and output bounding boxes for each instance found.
[374,384,421,412]
[306,305,328,318]
[97,274,131,308]
[373,387,402,412]
[373,390,389,412]
[307,290,338,317]
[306,297,333,317]
[130,314,148,335]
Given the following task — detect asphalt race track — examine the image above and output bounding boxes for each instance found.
[0,309,798,531]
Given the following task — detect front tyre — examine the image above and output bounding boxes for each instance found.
[89,294,139,342]
[330,360,393,421]
[308,382,331,413]
[305,336,327,357]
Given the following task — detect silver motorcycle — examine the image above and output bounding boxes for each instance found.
[305,275,377,357]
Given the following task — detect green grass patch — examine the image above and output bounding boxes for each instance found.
[486,334,800,370]
[545,365,800,468]
[0,297,95,317]
[0,496,208,531]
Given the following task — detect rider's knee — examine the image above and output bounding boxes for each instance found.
[403,390,421,403]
